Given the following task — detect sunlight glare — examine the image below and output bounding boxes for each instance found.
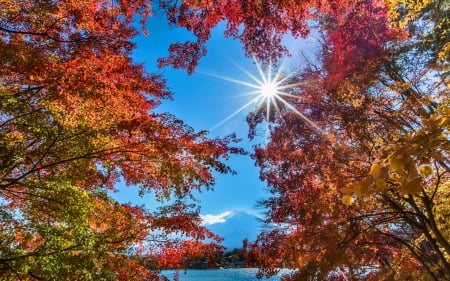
[208,58,324,136]
[260,81,278,99]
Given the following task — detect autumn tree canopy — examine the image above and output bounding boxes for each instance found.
[0,1,243,279]
[158,0,449,280]
[1,0,448,280]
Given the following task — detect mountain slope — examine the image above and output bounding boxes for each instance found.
[207,211,261,250]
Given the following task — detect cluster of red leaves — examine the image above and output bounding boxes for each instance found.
[321,0,406,87]
[158,0,313,73]
[154,240,223,269]
[158,0,405,75]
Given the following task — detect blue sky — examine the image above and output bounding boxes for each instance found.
[112,12,315,223]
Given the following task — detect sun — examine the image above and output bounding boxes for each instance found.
[207,58,324,134]
[253,63,283,104]
[255,64,281,101]
[260,82,278,99]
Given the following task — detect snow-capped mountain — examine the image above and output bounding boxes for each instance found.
[204,211,262,250]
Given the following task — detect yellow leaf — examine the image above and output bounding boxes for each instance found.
[388,154,404,171]
[401,178,422,194]
[369,162,382,179]
[419,165,433,177]
[342,195,354,206]
[374,179,388,191]
[354,177,373,196]
[390,171,408,185]
[438,117,449,127]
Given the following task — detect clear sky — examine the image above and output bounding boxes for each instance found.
[112,11,314,222]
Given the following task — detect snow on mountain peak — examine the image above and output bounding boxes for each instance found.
[201,210,262,250]
[200,211,235,226]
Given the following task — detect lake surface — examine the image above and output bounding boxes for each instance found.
[161,268,286,281]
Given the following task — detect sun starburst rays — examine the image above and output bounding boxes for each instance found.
[208,58,323,135]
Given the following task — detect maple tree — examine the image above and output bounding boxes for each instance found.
[0,0,242,279]
[159,0,449,280]
[245,1,449,280]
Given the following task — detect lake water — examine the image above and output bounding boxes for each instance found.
[161,268,286,281]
